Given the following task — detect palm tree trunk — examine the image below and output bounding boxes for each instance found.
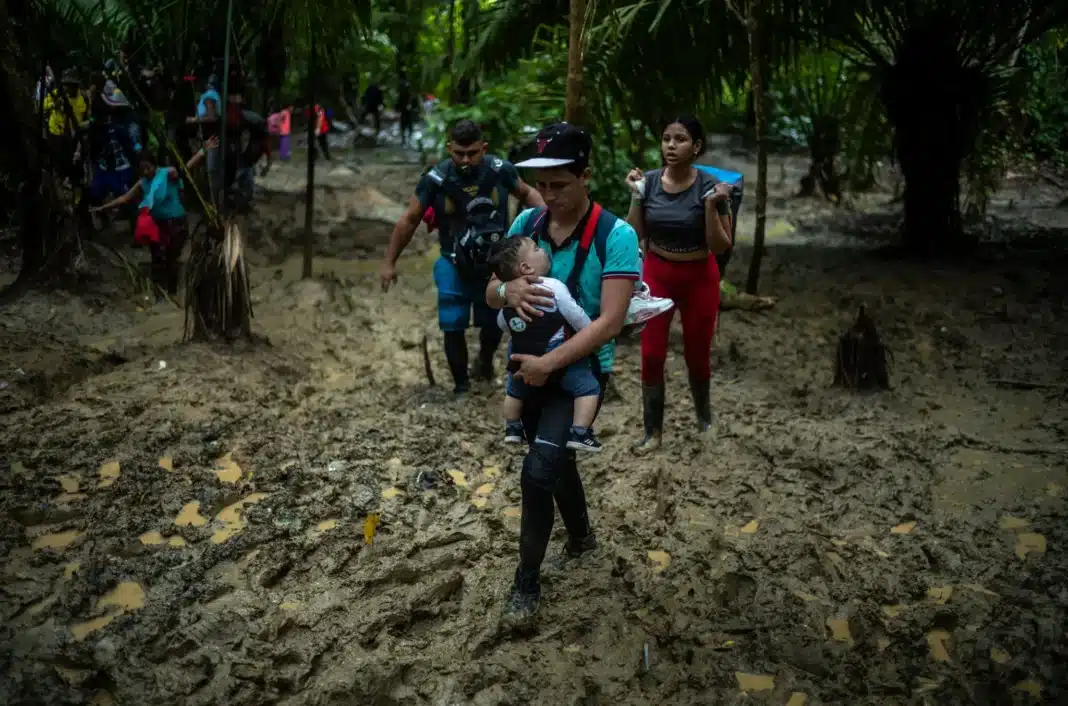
[446,0,456,99]
[564,0,586,124]
[303,31,317,279]
[744,0,768,295]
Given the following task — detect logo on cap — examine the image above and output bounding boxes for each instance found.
[536,138,549,154]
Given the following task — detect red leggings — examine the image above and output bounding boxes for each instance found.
[640,251,720,385]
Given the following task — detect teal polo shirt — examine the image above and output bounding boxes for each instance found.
[507,205,641,372]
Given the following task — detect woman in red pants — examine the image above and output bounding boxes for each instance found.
[626,116,733,451]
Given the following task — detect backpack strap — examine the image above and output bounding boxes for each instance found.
[523,207,549,237]
[565,202,604,299]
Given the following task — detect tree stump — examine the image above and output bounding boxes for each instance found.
[184,219,253,342]
[833,306,890,390]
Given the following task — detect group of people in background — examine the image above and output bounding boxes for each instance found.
[381,114,738,629]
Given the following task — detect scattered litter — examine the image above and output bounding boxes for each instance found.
[157,360,167,370]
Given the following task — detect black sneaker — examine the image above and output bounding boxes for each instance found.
[504,421,525,444]
[501,567,540,632]
[566,427,602,453]
[453,381,470,395]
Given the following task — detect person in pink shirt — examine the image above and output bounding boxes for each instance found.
[276,104,293,161]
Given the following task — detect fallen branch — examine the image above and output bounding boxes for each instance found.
[989,378,1066,392]
[422,334,436,387]
[950,433,1067,457]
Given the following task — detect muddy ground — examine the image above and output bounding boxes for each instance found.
[1,140,1067,705]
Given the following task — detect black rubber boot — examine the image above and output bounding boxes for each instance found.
[689,376,712,432]
[474,326,502,381]
[501,565,541,632]
[443,331,469,394]
[633,384,665,453]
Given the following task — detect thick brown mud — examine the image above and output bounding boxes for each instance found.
[2,145,1066,705]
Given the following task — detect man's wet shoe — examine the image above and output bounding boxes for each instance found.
[548,532,598,572]
[501,567,540,632]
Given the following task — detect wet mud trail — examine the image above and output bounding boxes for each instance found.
[2,146,1067,705]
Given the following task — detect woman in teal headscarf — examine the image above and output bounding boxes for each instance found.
[92,136,217,298]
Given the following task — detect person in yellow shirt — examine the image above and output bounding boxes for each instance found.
[43,69,89,178]
[44,69,89,136]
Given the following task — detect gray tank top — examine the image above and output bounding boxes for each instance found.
[642,168,727,254]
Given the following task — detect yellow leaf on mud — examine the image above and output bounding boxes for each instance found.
[214,452,242,484]
[890,521,916,535]
[64,563,81,579]
[381,487,403,500]
[501,506,521,518]
[446,470,468,487]
[474,483,495,496]
[793,590,819,603]
[471,497,489,509]
[159,457,173,472]
[787,694,808,706]
[279,601,301,611]
[826,617,853,644]
[98,461,120,488]
[927,630,951,662]
[990,647,1011,664]
[364,513,380,545]
[882,604,907,618]
[999,515,1029,530]
[139,531,165,546]
[482,465,501,479]
[1046,482,1064,498]
[647,550,671,573]
[1015,679,1042,698]
[740,520,759,534]
[735,672,775,692]
[927,586,953,604]
[58,476,80,493]
[317,519,338,532]
[1015,533,1046,559]
[877,637,891,652]
[168,536,186,548]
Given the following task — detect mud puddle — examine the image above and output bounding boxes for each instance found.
[1,148,1066,705]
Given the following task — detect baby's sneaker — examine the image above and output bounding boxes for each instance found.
[566,426,602,453]
[504,420,525,444]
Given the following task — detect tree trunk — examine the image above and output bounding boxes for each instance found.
[455,0,477,104]
[745,0,768,295]
[303,32,317,279]
[564,0,587,124]
[446,0,456,98]
[0,11,66,302]
[883,50,976,256]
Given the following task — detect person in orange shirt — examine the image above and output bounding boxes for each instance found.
[314,104,331,161]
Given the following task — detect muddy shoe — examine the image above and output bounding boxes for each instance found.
[453,381,470,395]
[501,567,540,632]
[504,420,525,444]
[566,426,602,453]
[548,532,599,573]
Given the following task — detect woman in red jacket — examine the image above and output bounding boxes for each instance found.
[626,116,733,451]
